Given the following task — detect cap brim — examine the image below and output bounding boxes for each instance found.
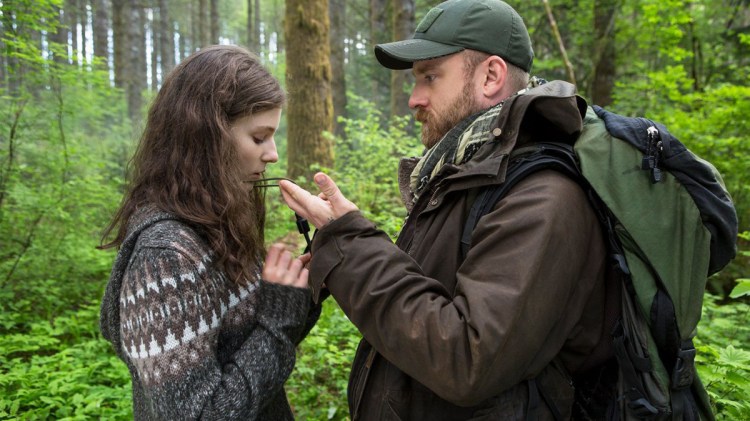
[375,39,464,70]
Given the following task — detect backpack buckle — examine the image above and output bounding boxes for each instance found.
[671,342,696,390]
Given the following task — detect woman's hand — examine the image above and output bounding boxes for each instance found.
[262,243,310,289]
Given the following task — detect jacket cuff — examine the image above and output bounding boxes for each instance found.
[308,211,373,303]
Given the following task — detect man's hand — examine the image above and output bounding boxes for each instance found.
[262,243,310,289]
[279,172,358,229]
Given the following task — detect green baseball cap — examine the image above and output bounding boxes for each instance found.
[375,0,534,72]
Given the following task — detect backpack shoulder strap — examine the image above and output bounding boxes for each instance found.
[460,142,581,259]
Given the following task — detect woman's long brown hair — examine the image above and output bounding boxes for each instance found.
[100,45,285,285]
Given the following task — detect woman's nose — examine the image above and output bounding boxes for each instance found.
[263,140,279,163]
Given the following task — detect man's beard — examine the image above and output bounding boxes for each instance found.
[416,81,480,149]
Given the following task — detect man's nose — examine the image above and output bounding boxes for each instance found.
[408,87,427,110]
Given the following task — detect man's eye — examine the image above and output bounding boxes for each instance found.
[425,75,436,82]
[252,137,265,144]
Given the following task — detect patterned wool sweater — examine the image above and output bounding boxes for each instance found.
[100,206,320,420]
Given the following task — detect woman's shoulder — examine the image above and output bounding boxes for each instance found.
[124,206,211,264]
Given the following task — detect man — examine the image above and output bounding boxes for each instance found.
[281,0,610,419]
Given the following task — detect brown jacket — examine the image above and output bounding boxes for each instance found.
[308,81,609,420]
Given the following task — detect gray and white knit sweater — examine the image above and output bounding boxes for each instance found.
[100,206,320,420]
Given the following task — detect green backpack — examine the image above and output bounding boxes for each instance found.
[461,105,738,420]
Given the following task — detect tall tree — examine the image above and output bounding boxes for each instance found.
[244,0,262,53]
[273,0,284,55]
[370,0,391,115]
[92,0,109,67]
[246,0,255,50]
[79,0,89,66]
[112,0,125,88]
[591,0,617,106]
[189,0,197,52]
[210,0,219,44]
[150,7,159,91]
[390,0,415,119]
[285,0,334,181]
[158,0,174,78]
[198,0,210,47]
[49,3,68,65]
[66,0,79,65]
[542,0,576,85]
[0,2,16,92]
[119,1,146,122]
[0,11,5,87]
[329,0,348,138]
[254,0,261,52]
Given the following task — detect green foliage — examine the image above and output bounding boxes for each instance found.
[1,0,748,419]
[287,300,361,420]
[0,304,132,419]
[269,99,422,419]
[326,94,422,238]
[647,84,750,228]
[730,231,750,299]
[0,1,135,418]
[695,293,750,419]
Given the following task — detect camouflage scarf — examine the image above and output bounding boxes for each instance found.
[409,76,548,203]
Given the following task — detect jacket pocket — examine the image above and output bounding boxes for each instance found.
[349,340,376,420]
[383,394,406,421]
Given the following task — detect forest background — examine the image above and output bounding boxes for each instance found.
[1,0,749,419]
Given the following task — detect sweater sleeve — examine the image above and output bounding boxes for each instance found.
[119,245,312,420]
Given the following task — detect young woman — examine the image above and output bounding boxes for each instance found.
[99,45,318,419]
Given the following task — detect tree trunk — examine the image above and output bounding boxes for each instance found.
[370,0,391,116]
[79,0,89,67]
[329,0,348,138]
[210,0,219,44]
[112,0,126,88]
[159,0,174,78]
[190,0,198,51]
[66,0,79,65]
[390,0,414,120]
[246,0,254,51]
[49,4,68,65]
[285,0,334,182]
[0,13,5,89]
[591,0,617,106]
[93,0,109,69]
[151,7,159,91]
[126,3,146,123]
[0,4,16,93]
[198,0,209,48]
[542,0,576,85]
[254,0,261,52]
[688,19,703,92]
[273,1,284,56]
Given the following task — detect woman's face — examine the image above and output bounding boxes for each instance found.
[230,107,281,183]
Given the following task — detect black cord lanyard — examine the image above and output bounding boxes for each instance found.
[254,177,312,253]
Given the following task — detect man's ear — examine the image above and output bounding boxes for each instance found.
[482,56,507,100]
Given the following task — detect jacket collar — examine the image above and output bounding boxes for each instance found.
[398,80,587,211]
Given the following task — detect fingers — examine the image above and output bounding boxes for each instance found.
[262,243,309,289]
[278,173,359,228]
[313,173,340,201]
[278,177,337,229]
[313,172,359,216]
[264,243,284,268]
[278,180,313,219]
